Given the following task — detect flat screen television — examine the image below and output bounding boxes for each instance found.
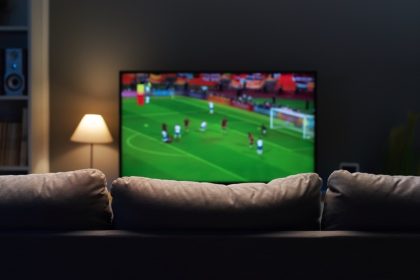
[120,71,316,183]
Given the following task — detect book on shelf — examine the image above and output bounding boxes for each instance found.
[20,107,28,166]
[4,122,21,166]
[0,122,5,165]
[0,107,27,167]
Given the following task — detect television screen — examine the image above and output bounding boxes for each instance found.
[120,71,316,183]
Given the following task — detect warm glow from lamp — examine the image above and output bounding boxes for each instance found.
[71,114,113,168]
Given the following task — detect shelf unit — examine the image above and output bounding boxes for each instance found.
[0,0,49,175]
[0,26,28,32]
[0,95,28,100]
[0,0,28,175]
[0,165,29,172]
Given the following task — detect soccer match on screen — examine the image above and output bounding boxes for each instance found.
[120,72,315,182]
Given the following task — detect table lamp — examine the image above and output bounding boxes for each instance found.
[70,114,113,168]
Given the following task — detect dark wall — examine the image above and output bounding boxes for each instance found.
[49,0,420,183]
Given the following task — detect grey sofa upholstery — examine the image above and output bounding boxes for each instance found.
[111,173,322,230]
[0,169,419,279]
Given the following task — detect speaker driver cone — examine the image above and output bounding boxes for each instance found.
[5,74,24,92]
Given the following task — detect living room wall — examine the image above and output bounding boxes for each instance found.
[49,0,420,183]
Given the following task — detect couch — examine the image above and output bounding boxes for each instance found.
[0,169,419,280]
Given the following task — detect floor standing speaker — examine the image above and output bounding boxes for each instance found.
[3,48,25,96]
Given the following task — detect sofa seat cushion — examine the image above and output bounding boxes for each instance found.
[111,173,322,230]
[0,169,112,229]
[322,170,420,231]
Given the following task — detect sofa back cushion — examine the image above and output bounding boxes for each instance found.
[322,170,420,231]
[0,169,112,229]
[111,173,322,230]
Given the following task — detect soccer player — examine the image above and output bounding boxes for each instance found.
[184,118,190,132]
[261,124,267,136]
[221,118,228,132]
[161,123,171,143]
[200,121,207,132]
[209,101,214,114]
[256,138,263,155]
[162,130,169,143]
[248,132,254,148]
[174,124,181,139]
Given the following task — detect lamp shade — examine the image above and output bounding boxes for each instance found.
[71,114,113,144]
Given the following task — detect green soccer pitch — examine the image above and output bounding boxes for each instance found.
[121,95,314,182]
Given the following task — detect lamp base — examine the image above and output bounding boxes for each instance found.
[90,143,93,168]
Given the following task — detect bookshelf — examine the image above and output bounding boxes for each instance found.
[0,0,28,174]
[0,95,28,100]
[0,0,49,175]
[0,26,28,32]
